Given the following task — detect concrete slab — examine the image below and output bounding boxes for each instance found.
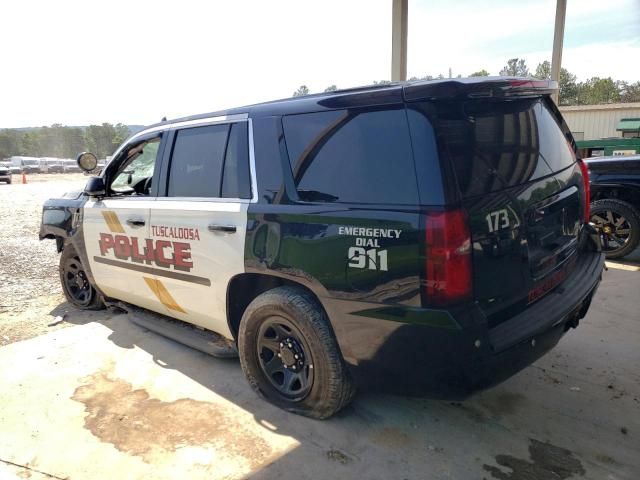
[0,267,638,480]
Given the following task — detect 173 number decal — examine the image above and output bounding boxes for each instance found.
[486,209,510,233]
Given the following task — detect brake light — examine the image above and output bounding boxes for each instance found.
[577,159,591,220]
[425,209,472,306]
[507,79,555,89]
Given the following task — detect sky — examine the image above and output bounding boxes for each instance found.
[0,0,638,128]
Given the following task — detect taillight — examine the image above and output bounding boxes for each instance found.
[577,159,590,220]
[425,209,472,306]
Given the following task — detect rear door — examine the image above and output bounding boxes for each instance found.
[425,97,585,323]
[149,116,254,339]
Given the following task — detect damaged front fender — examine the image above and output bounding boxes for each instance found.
[39,191,86,250]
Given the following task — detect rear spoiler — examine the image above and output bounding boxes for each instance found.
[403,77,558,102]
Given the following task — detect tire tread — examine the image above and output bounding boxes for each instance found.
[238,286,355,419]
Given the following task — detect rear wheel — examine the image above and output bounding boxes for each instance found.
[59,246,105,310]
[590,199,640,259]
[238,286,355,419]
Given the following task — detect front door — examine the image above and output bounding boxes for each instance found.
[149,119,253,339]
[84,134,168,313]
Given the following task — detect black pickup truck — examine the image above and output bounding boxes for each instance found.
[587,155,640,258]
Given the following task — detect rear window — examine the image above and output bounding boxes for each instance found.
[431,98,575,198]
[282,108,419,204]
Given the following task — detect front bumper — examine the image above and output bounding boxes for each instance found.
[329,250,605,397]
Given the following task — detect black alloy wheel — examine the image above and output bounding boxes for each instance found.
[63,255,94,307]
[590,199,640,259]
[256,316,314,401]
[59,246,104,310]
[238,286,355,419]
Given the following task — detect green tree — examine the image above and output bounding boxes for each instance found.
[61,127,86,158]
[20,132,41,156]
[469,69,490,77]
[408,75,434,81]
[619,81,640,103]
[577,77,621,105]
[293,85,310,97]
[0,129,22,159]
[534,60,578,105]
[0,124,132,160]
[373,80,392,85]
[500,58,530,77]
[534,61,551,79]
[113,123,131,148]
[324,85,337,92]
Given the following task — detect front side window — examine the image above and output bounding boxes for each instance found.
[110,137,161,196]
[282,108,419,204]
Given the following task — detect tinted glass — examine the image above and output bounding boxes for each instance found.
[282,108,418,204]
[431,98,575,199]
[222,122,251,199]
[406,106,445,205]
[536,101,576,172]
[168,125,228,197]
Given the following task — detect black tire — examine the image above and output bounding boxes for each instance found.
[238,286,355,419]
[59,246,105,310]
[590,199,640,259]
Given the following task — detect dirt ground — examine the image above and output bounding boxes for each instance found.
[0,174,88,345]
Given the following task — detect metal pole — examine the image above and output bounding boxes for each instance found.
[391,0,408,82]
[551,0,567,104]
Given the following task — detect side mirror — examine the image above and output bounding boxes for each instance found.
[84,176,106,197]
[77,152,98,172]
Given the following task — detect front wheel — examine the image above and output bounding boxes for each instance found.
[238,286,355,419]
[59,246,105,310]
[590,199,640,259]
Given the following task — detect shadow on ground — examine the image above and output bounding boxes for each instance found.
[43,260,640,479]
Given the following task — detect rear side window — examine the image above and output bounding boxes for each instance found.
[167,122,251,198]
[282,108,419,204]
[432,98,575,198]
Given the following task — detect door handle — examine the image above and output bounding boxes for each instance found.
[208,224,237,233]
[126,218,146,227]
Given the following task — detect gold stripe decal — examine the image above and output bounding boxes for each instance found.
[101,211,125,233]
[143,277,187,313]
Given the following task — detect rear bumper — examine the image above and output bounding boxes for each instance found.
[328,251,605,397]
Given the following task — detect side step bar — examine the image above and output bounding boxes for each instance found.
[110,301,238,359]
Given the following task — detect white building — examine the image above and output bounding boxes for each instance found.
[559,102,640,141]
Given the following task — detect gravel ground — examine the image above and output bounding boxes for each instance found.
[0,174,88,345]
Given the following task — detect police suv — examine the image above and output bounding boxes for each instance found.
[40,78,604,419]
